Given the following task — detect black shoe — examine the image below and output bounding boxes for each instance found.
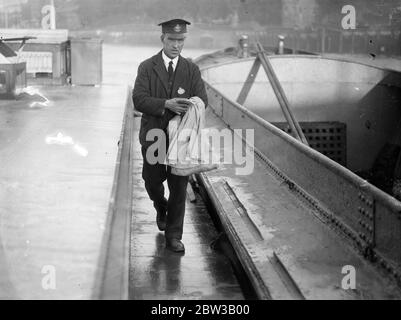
[154,203,167,231]
[166,238,185,253]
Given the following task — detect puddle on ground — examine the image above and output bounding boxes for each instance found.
[45,132,88,157]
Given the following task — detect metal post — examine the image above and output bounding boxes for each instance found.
[278,35,285,55]
[242,35,249,58]
[327,31,330,52]
[306,34,310,52]
[321,28,326,53]
[351,31,355,54]
[236,58,261,105]
[2,0,9,28]
[238,34,249,58]
[256,42,308,145]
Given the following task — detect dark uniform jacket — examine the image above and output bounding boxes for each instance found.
[132,50,208,149]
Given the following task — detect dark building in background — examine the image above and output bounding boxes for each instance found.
[282,0,317,29]
[2,0,400,31]
[1,0,400,53]
[1,0,283,30]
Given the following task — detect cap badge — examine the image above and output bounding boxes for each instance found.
[178,87,185,95]
[174,24,181,32]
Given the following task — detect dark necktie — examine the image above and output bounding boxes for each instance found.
[168,60,174,81]
[167,61,174,97]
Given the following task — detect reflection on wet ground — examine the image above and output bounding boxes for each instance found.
[0,83,126,299]
[130,118,244,300]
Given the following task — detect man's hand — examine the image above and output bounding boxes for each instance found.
[165,98,193,115]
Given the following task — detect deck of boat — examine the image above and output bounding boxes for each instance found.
[195,107,401,300]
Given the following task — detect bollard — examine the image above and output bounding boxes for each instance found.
[278,35,285,55]
[238,35,249,58]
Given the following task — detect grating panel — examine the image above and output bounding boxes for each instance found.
[19,51,53,74]
[272,122,347,166]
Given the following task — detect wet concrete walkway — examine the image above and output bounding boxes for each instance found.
[129,118,244,300]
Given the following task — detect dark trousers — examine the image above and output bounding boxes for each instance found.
[141,146,189,240]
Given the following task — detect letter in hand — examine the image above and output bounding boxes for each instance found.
[165,98,194,116]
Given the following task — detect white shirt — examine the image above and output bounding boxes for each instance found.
[162,50,179,72]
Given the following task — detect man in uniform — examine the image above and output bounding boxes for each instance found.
[132,19,208,253]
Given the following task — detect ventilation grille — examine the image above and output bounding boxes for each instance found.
[272,122,347,166]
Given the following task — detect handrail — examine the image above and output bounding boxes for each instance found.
[92,86,134,300]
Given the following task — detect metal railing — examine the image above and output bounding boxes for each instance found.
[93,86,134,300]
